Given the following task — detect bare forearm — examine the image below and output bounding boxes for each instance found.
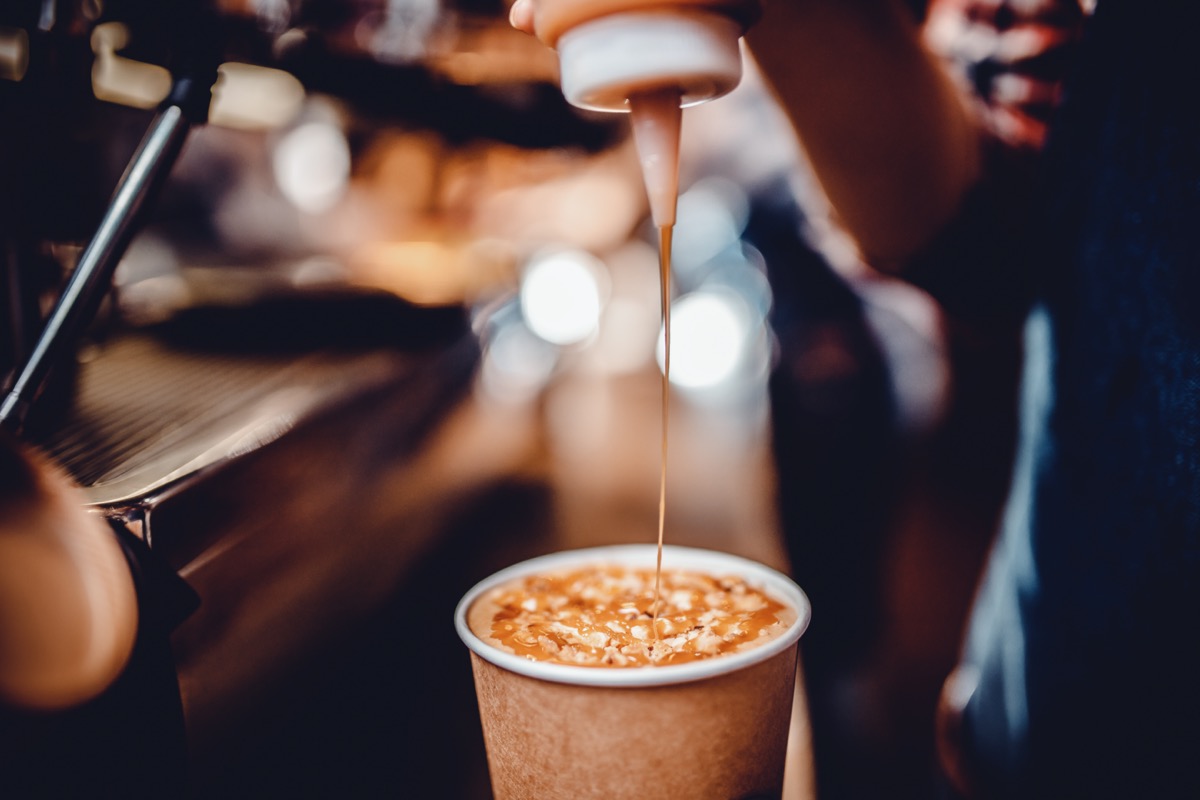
[0,439,138,710]
[745,0,981,269]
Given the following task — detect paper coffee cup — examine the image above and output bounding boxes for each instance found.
[454,544,811,799]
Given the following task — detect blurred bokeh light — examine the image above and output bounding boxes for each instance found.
[659,287,755,391]
[519,249,606,347]
[272,120,351,214]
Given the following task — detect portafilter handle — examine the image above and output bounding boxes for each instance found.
[0,22,220,436]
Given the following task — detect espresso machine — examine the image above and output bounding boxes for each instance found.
[0,0,620,793]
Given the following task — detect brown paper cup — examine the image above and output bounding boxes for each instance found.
[454,544,811,800]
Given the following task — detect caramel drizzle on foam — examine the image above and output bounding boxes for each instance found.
[480,565,790,668]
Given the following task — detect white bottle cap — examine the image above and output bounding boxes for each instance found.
[556,10,744,113]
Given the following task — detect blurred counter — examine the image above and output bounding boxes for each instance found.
[23,286,523,787]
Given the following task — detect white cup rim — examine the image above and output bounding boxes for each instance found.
[454,544,810,688]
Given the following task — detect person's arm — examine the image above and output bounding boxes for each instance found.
[509,0,984,271]
[744,0,982,271]
[0,435,138,710]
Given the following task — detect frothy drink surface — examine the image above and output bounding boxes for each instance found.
[468,565,795,668]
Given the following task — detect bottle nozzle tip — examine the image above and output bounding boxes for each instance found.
[628,89,683,229]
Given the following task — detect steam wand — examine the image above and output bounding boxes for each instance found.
[0,11,221,436]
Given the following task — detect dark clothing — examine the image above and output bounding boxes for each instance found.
[917,0,1200,795]
[0,523,198,799]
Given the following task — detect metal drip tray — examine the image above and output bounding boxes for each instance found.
[23,281,478,513]
[34,333,432,508]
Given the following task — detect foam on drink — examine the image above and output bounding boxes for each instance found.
[467,562,796,668]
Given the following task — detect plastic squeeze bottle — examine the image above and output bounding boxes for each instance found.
[514,0,759,226]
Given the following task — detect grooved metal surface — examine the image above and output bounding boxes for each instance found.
[31,333,425,498]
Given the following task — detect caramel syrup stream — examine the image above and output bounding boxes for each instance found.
[627,88,682,646]
[652,223,673,638]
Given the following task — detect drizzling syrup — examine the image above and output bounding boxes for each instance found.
[627,89,683,643]
[652,223,672,633]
